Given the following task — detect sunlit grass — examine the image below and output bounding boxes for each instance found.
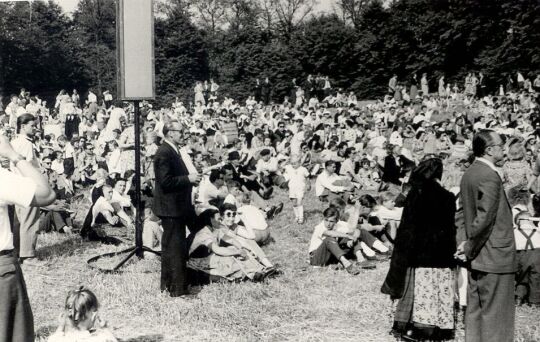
[28,185,539,341]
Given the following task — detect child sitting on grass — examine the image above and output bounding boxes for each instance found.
[308,207,366,275]
[142,207,163,258]
[48,287,117,342]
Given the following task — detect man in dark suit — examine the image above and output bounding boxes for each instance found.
[457,130,517,342]
[153,121,200,297]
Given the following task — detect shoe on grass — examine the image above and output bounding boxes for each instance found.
[357,260,376,269]
[266,206,276,219]
[274,202,284,215]
[345,264,360,275]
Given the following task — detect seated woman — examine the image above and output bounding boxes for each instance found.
[357,158,381,191]
[188,204,276,282]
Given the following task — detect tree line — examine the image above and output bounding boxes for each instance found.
[0,0,538,106]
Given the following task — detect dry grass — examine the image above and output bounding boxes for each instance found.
[28,187,540,342]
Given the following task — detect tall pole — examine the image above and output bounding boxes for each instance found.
[133,100,143,258]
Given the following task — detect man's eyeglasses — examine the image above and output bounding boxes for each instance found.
[224,212,237,218]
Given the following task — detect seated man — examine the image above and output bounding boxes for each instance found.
[110,177,134,227]
[256,148,285,188]
[91,185,123,228]
[198,168,228,208]
[315,160,352,202]
[308,207,364,275]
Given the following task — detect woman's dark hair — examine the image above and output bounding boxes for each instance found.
[358,194,377,209]
[198,208,220,228]
[219,202,237,215]
[409,158,443,188]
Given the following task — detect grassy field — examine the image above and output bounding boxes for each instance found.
[27,187,540,342]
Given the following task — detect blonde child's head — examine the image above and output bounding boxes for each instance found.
[62,286,103,331]
[290,154,301,168]
[378,191,396,210]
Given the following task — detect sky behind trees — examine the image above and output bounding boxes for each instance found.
[53,0,338,14]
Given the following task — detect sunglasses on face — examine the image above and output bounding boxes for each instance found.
[224,211,237,218]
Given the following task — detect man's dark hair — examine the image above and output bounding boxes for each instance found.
[16,113,35,133]
[472,130,496,157]
[209,169,223,183]
[323,207,340,220]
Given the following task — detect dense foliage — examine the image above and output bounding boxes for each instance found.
[0,0,538,105]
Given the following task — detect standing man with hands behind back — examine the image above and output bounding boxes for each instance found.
[457,130,517,342]
[0,134,56,341]
[153,121,201,297]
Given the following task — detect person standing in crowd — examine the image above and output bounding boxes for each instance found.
[253,78,262,103]
[438,75,446,97]
[410,74,418,101]
[11,114,43,266]
[0,134,56,341]
[262,77,272,105]
[382,158,457,341]
[388,74,397,94]
[153,121,201,297]
[421,73,429,96]
[456,130,517,342]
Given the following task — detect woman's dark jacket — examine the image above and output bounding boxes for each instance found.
[381,180,457,299]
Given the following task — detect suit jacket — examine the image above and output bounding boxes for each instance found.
[153,142,194,218]
[460,160,517,273]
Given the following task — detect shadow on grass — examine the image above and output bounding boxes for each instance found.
[37,235,102,260]
[120,334,164,342]
[303,208,322,216]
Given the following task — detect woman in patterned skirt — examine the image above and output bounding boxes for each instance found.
[381,157,457,341]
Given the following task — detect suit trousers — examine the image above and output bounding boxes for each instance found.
[0,251,34,342]
[465,270,515,342]
[14,206,40,258]
[160,217,189,297]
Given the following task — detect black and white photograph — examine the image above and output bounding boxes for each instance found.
[0,0,539,340]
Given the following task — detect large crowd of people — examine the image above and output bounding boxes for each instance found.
[0,70,539,341]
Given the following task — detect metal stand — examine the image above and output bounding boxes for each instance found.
[87,100,160,272]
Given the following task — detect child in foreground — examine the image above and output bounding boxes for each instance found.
[48,287,117,342]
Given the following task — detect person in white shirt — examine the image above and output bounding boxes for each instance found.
[142,207,163,258]
[11,114,44,266]
[198,169,228,207]
[283,155,310,223]
[91,185,121,227]
[237,192,270,245]
[6,95,19,128]
[0,133,56,341]
[87,89,97,104]
[256,149,280,187]
[110,178,134,227]
[308,207,362,275]
[315,160,351,200]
